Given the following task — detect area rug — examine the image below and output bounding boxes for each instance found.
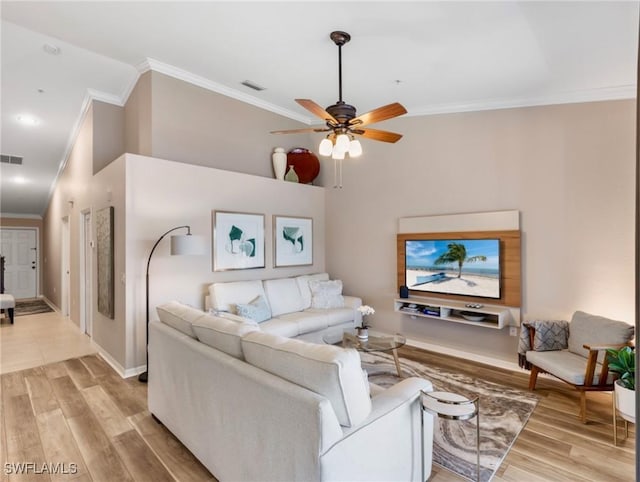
[14,299,54,316]
[362,351,538,482]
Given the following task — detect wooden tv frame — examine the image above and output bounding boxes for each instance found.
[397,230,521,307]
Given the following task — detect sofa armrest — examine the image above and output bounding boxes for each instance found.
[320,377,434,481]
[343,295,362,326]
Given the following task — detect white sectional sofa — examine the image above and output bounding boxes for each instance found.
[149,302,434,482]
[207,273,363,343]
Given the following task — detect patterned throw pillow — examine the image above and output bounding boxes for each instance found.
[236,295,272,323]
[309,280,344,309]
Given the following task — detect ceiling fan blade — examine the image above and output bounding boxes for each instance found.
[349,102,407,127]
[270,127,330,134]
[296,99,338,124]
[353,128,403,143]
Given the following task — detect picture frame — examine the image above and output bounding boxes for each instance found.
[96,206,114,319]
[213,211,265,271]
[273,216,313,267]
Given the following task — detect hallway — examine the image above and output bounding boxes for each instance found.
[0,306,97,374]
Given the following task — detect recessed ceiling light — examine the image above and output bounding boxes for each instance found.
[43,43,61,55]
[13,176,28,184]
[17,115,39,126]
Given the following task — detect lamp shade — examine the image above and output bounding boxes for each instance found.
[319,138,333,156]
[349,139,362,157]
[335,134,350,152]
[171,234,206,256]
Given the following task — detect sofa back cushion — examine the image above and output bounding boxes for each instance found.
[209,280,268,314]
[568,311,634,361]
[241,331,371,427]
[296,273,330,309]
[192,313,259,360]
[263,278,306,317]
[156,301,205,338]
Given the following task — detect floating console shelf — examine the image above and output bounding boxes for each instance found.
[393,297,519,330]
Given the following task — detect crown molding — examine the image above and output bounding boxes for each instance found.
[87,88,125,107]
[0,212,43,220]
[408,84,637,117]
[137,57,312,125]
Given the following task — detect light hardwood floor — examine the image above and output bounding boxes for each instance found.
[0,313,635,481]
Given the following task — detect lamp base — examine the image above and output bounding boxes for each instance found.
[138,371,148,383]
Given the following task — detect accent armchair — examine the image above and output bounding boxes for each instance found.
[520,311,634,423]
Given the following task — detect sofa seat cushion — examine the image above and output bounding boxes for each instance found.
[209,280,267,313]
[259,318,300,338]
[526,349,613,385]
[296,273,330,309]
[192,313,259,360]
[276,311,329,334]
[306,307,355,327]
[567,311,634,362]
[242,331,371,427]
[156,301,205,338]
[263,278,305,317]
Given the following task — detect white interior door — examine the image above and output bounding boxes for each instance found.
[80,210,92,335]
[0,228,37,299]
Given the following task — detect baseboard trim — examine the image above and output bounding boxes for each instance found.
[93,343,145,379]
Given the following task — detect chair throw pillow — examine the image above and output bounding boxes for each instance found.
[236,295,272,323]
[309,279,344,309]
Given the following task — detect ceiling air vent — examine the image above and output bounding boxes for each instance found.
[241,80,266,91]
[0,154,23,165]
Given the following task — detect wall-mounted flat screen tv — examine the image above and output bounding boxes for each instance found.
[405,239,501,299]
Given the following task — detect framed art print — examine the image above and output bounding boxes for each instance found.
[213,211,265,271]
[96,206,115,318]
[274,216,313,267]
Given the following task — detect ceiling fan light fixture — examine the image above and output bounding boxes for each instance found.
[331,147,345,160]
[319,138,333,156]
[335,133,350,152]
[348,139,362,158]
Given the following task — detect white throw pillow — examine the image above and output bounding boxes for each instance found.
[236,295,272,323]
[296,273,330,309]
[309,280,345,309]
[242,331,371,427]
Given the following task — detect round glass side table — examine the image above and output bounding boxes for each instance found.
[421,391,480,482]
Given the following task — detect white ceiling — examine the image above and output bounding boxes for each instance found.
[1,1,638,217]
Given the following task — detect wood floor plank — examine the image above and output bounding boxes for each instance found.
[42,361,69,380]
[49,376,89,419]
[0,385,7,482]
[66,411,133,481]
[81,385,132,438]
[63,358,97,390]
[128,412,217,482]
[98,373,146,418]
[78,355,110,379]
[25,371,59,415]
[1,371,27,402]
[4,393,50,482]
[36,408,90,481]
[112,429,174,482]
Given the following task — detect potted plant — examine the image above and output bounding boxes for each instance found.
[607,346,635,423]
[356,305,375,340]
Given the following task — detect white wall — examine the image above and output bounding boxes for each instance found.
[124,154,326,372]
[320,100,635,366]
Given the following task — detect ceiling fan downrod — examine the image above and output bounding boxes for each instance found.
[330,31,350,105]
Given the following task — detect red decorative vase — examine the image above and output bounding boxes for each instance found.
[286,148,320,184]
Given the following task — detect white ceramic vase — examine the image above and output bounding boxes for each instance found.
[615,380,636,423]
[272,147,287,180]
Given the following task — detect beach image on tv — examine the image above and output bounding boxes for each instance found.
[405,239,500,299]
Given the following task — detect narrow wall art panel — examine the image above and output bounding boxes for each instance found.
[274,216,313,267]
[96,206,114,318]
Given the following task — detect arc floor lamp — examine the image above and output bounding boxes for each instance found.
[138,225,204,383]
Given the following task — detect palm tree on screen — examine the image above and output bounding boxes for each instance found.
[434,242,487,278]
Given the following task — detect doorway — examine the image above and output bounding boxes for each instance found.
[61,217,70,317]
[79,210,92,336]
[0,228,38,299]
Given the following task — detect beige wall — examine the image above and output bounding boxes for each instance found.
[93,102,125,173]
[148,72,313,177]
[124,71,152,156]
[0,217,44,295]
[319,99,636,365]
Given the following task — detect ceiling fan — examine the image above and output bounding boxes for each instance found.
[271,31,407,162]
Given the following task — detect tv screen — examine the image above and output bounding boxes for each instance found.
[405,239,501,299]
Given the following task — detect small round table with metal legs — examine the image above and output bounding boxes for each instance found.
[421,391,481,482]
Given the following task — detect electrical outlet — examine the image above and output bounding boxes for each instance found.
[509,326,518,337]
